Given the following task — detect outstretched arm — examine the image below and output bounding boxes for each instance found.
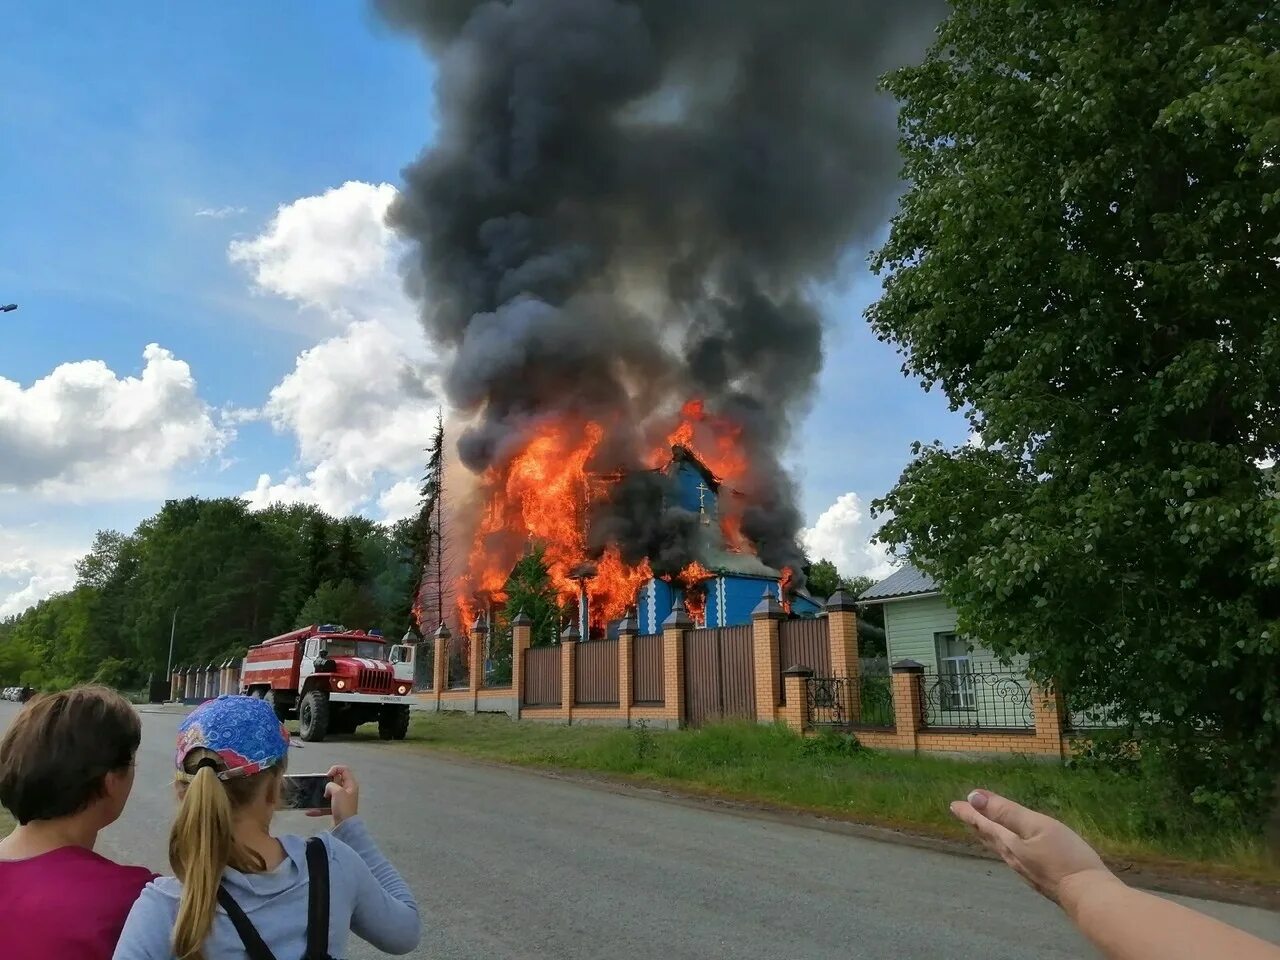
[950,789,1280,960]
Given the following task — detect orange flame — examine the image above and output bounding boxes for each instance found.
[648,399,749,487]
[453,400,757,635]
[779,566,795,615]
[672,561,715,627]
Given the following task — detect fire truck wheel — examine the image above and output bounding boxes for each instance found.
[264,690,289,722]
[379,705,410,741]
[298,690,330,742]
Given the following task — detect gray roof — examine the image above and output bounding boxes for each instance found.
[857,563,939,602]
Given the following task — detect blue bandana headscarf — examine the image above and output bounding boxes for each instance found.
[176,695,290,780]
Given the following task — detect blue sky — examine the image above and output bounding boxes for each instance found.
[0,2,966,616]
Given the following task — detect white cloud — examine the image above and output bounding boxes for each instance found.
[801,492,896,582]
[228,181,413,336]
[0,527,81,618]
[0,344,228,500]
[244,321,439,515]
[230,182,442,518]
[195,205,247,219]
[378,479,422,524]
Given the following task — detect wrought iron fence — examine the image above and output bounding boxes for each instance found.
[806,677,846,727]
[856,675,895,728]
[804,676,895,730]
[1065,695,1129,732]
[447,634,470,689]
[919,668,1033,730]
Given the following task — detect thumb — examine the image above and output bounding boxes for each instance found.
[967,789,1039,838]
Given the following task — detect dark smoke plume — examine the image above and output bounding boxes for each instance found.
[376,0,942,587]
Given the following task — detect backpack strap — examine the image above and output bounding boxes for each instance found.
[216,886,279,960]
[304,836,332,960]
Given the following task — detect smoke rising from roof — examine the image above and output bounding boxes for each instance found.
[376,0,942,588]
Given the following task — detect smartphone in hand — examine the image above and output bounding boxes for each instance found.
[282,774,332,812]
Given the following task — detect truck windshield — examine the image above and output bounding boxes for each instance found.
[320,639,386,660]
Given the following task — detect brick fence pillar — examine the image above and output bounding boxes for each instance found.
[617,608,637,725]
[662,598,691,727]
[780,666,813,733]
[1031,683,1066,759]
[560,621,579,723]
[171,668,181,701]
[432,623,449,708]
[890,660,925,753]
[469,616,487,712]
[825,589,862,722]
[511,610,532,717]
[752,590,784,723]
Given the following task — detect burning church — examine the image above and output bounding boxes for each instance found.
[373,0,940,641]
[626,443,822,636]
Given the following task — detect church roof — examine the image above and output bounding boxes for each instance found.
[666,445,720,489]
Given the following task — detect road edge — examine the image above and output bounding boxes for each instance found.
[406,744,1280,913]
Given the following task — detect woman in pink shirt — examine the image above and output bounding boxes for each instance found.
[0,686,155,959]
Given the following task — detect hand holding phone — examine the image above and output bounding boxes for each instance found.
[282,774,332,812]
[303,764,360,826]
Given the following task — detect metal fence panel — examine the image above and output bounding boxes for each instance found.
[778,618,831,704]
[414,641,435,692]
[1065,695,1129,732]
[920,668,1033,730]
[806,676,894,729]
[684,626,755,727]
[575,639,619,705]
[632,634,664,704]
[523,646,561,706]
[447,633,470,689]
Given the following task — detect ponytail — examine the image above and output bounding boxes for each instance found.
[169,764,232,960]
[169,754,274,959]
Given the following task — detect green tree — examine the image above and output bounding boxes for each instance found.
[333,520,369,586]
[500,548,565,648]
[297,579,381,632]
[869,3,1279,814]
[407,411,449,633]
[804,559,843,600]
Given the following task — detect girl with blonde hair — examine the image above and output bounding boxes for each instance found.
[113,695,420,959]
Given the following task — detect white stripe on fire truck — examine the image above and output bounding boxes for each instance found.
[242,659,295,672]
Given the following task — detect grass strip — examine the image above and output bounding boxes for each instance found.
[394,712,1278,884]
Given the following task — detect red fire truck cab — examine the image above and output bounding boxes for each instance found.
[240,624,413,742]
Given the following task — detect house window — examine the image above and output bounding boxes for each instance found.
[935,632,974,710]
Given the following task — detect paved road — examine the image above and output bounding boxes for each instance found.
[2,703,1277,959]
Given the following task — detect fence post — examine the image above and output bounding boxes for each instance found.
[469,616,487,712]
[780,666,813,733]
[511,610,531,718]
[752,590,784,723]
[662,598,691,728]
[617,608,637,725]
[824,590,862,723]
[890,660,925,754]
[1031,683,1066,759]
[170,667,181,701]
[432,623,449,709]
[560,621,579,724]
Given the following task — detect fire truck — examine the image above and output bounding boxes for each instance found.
[240,624,415,742]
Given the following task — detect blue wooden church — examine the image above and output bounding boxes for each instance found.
[620,446,822,635]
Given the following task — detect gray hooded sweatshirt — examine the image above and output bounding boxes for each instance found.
[112,817,419,959]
